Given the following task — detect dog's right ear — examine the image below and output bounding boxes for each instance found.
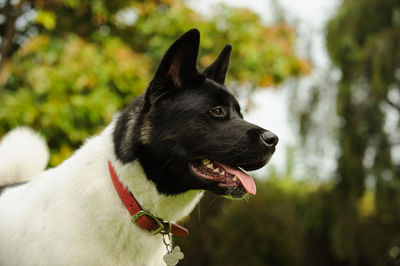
[153,28,200,87]
[143,29,201,110]
[203,44,232,85]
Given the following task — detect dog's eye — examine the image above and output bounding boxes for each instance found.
[209,106,226,118]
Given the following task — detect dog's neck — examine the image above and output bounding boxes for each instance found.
[105,122,204,222]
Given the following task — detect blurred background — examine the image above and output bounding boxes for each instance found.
[0,0,399,265]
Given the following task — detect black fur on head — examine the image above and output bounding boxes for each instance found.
[113,29,278,197]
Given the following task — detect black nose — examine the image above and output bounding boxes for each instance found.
[260,131,278,147]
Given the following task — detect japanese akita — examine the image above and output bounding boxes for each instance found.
[0,29,278,265]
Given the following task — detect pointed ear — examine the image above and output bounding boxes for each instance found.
[154,28,200,87]
[203,44,232,85]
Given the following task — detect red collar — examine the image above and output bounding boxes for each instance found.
[107,160,189,237]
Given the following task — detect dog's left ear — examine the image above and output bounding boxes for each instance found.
[203,44,232,85]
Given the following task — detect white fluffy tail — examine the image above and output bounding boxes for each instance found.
[0,127,49,186]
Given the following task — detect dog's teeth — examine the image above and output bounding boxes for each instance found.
[233,176,239,182]
[207,163,214,169]
[220,171,225,175]
[202,159,210,165]
[213,168,220,173]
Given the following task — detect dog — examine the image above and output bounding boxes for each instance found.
[0,29,278,265]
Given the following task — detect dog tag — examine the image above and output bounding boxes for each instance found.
[163,246,184,266]
[162,232,184,265]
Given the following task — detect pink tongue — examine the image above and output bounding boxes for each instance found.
[217,163,257,195]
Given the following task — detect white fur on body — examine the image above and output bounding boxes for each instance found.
[0,122,204,265]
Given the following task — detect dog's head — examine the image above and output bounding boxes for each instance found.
[114,29,278,198]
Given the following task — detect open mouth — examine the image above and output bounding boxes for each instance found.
[189,159,257,195]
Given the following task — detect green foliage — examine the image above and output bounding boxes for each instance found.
[28,0,310,88]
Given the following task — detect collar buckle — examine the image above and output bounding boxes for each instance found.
[132,210,165,235]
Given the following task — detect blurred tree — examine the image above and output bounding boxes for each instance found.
[326,0,400,205]
[326,1,400,264]
[294,0,400,264]
[0,0,309,165]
